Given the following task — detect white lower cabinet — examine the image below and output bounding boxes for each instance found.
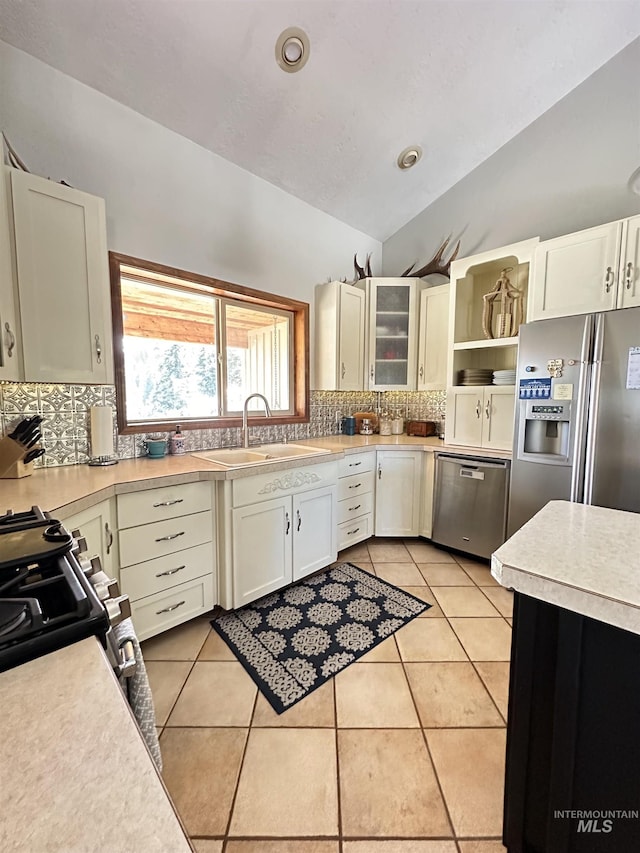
[420,452,436,539]
[60,498,118,582]
[337,451,376,550]
[117,482,216,641]
[225,461,338,609]
[375,450,423,537]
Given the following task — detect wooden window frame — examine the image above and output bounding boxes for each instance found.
[109,252,309,434]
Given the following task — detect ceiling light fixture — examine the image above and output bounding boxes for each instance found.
[397,146,423,170]
[276,27,310,73]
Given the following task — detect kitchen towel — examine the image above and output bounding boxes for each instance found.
[89,405,114,459]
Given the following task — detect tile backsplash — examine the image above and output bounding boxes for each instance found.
[0,383,446,469]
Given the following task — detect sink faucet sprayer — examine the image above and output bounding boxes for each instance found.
[242,394,272,448]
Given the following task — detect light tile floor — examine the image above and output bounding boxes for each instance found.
[142,539,512,853]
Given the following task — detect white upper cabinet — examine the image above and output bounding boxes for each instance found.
[417,283,449,391]
[0,169,20,380]
[7,167,113,383]
[314,281,365,390]
[358,277,420,391]
[530,216,640,320]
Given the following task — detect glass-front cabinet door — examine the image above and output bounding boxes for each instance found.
[364,278,419,390]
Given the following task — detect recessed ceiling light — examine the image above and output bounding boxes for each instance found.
[397,146,423,170]
[276,27,310,73]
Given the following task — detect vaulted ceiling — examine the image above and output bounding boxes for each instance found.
[1,1,638,241]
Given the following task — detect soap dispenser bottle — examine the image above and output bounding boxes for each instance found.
[170,424,185,455]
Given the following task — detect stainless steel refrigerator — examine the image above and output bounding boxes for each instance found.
[508,306,640,536]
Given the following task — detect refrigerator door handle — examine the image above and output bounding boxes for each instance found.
[569,315,596,503]
[583,314,604,505]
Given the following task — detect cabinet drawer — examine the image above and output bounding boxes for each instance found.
[119,510,212,568]
[338,491,374,525]
[338,451,376,478]
[120,542,214,602]
[338,514,373,550]
[232,460,338,508]
[338,470,375,502]
[131,574,215,642]
[117,482,212,529]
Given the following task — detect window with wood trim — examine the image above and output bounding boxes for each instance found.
[109,253,309,433]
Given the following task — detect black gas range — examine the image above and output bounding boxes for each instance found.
[0,507,113,672]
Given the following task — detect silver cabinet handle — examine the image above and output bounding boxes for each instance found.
[378,464,382,480]
[419,364,424,379]
[285,512,290,534]
[94,334,102,364]
[349,482,362,489]
[154,531,185,542]
[153,499,184,507]
[485,400,491,419]
[626,261,634,289]
[4,322,15,357]
[348,504,361,512]
[105,522,113,555]
[475,400,481,418]
[296,509,302,531]
[341,362,346,379]
[156,600,185,615]
[349,460,362,467]
[604,266,614,293]
[155,565,186,578]
[347,527,360,535]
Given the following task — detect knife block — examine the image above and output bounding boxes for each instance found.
[0,436,28,478]
[1,458,34,479]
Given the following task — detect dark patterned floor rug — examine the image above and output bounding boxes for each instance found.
[210,562,431,714]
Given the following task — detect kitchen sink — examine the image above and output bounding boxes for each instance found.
[192,443,330,468]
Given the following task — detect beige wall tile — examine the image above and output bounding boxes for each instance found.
[480,587,514,618]
[448,618,512,661]
[161,728,247,836]
[367,540,411,561]
[395,618,467,661]
[427,728,506,837]
[336,663,419,728]
[142,617,211,660]
[418,563,474,586]
[344,843,457,853]
[475,662,511,720]
[405,662,503,727]
[431,588,501,618]
[404,541,455,563]
[167,662,256,727]
[373,562,427,586]
[230,729,338,836]
[226,843,339,853]
[252,680,335,727]
[338,729,451,837]
[198,630,238,660]
[359,635,400,662]
[146,661,192,726]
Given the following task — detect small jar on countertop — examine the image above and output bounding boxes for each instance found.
[378,412,392,436]
[391,411,404,435]
[170,424,186,455]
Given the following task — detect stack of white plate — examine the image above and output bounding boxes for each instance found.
[493,369,516,385]
[458,368,494,386]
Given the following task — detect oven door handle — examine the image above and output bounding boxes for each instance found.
[117,639,137,679]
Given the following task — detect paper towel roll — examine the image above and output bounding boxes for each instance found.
[90,405,114,458]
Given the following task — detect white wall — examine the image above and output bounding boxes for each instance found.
[383,39,640,275]
[0,40,379,306]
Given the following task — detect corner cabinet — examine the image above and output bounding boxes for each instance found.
[357,277,421,390]
[59,498,119,582]
[314,281,365,390]
[530,215,640,320]
[375,450,423,537]
[219,461,338,609]
[444,238,538,452]
[1,166,113,384]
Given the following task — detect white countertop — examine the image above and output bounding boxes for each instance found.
[0,638,192,853]
[1,435,510,517]
[492,501,640,635]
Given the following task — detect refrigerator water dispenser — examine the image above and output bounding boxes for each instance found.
[518,401,572,463]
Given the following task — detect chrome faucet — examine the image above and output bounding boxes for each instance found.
[242,393,272,448]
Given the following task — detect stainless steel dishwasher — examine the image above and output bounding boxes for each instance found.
[431,453,510,559]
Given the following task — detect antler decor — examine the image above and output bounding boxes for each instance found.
[353,253,372,280]
[401,237,460,279]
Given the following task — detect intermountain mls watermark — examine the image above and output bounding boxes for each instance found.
[554,809,639,833]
